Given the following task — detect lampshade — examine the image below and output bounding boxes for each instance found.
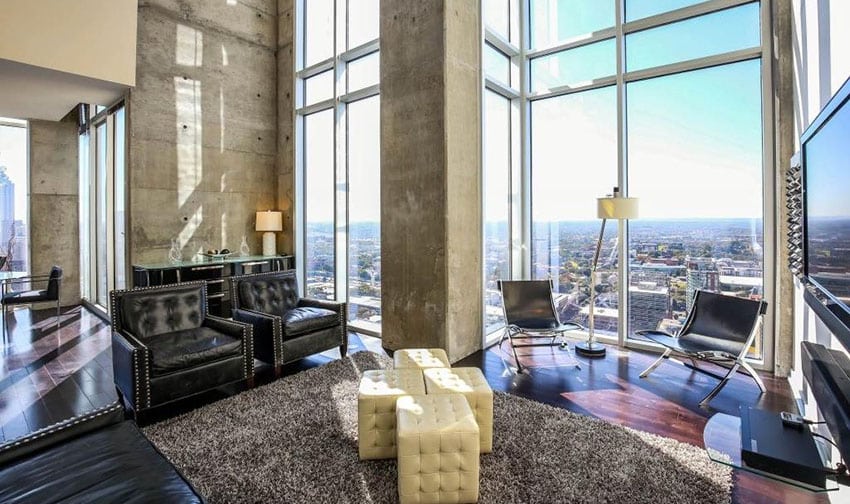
[256,211,283,232]
[597,196,639,220]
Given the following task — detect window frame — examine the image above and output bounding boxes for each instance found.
[481,0,775,369]
[295,0,381,335]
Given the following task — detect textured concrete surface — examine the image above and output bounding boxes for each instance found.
[276,0,294,254]
[380,0,482,362]
[129,0,278,264]
[773,0,795,376]
[29,119,80,306]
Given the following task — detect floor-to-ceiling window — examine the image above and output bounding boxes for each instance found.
[482,0,772,364]
[0,119,29,275]
[296,0,381,334]
[79,103,127,310]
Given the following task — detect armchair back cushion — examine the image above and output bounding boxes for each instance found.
[117,283,207,340]
[236,271,299,316]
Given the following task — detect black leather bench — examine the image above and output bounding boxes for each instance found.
[0,401,203,503]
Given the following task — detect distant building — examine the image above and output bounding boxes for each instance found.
[686,257,718,310]
[629,284,670,332]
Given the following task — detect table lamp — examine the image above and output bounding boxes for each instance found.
[575,187,639,358]
[256,210,283,256]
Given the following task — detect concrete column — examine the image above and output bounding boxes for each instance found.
[773,0,796,376]
[277,0,295,254]
[380,0,482,362]
[29,118,80,306]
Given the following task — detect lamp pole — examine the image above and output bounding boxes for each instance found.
[577,216,608,358]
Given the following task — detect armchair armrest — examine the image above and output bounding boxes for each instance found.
[111,331,152,412]
[0,401,124,467]
[298,297,345,314]
[204,315,254,377]
[232,308,281,366]
[634,329,678,339]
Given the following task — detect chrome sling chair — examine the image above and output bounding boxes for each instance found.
[637,290,767,407]
[497,279,584,373]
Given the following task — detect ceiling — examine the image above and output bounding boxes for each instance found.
[0,58,129,121]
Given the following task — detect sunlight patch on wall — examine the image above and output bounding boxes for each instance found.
[175,76,203,208]
[176,24,203,67]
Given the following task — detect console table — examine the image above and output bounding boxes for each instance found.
[703,411,839,492]
[132,255,294,317]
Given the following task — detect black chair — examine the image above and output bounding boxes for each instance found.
[1,265,63,340]
[230,270,347,376]
[497,279,584,373]
[637,290,767,407]
[110,281,254,421]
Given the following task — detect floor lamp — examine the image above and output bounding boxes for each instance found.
[575,187,639,358]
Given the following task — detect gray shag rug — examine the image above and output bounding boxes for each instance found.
[144,352,731,503]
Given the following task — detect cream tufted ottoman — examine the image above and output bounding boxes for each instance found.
[396,394,480,504]
[358,369,426,460]
[394,348,452,370]
[423,367,493,453]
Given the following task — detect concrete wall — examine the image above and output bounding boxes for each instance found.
[0,0,137,87]
[28,119,80,306]
[380,0,482,362]
[129,0,278,264]
[787,2,850,499]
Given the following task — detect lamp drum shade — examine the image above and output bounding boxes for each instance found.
[256,211,283,232]
[597,197,639,220]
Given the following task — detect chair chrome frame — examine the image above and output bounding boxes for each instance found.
[1,273,63,341]
[637,291,767,407]
[497,279,584,373]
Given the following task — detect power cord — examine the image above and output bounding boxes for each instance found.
[810,432,848,475]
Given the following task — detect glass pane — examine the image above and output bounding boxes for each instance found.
[79,131,91,300]
[348,52,380,92]
[484,91,511,333]
[626,3,761,72]
[626,60,764,355]
[304,0,334,67]
[531,86,619,336]
[626,0,704,22]
[484,43,510,85]
[347,96,381,329]
[530,0,615,50]
[0,122,29,274]
[484,0,510,40]
[114,107,126,290]
[96,123,108,307]
[530,39,615,93]
[304,110,336,299]
[348,0,379,48]
[304,70,334,106]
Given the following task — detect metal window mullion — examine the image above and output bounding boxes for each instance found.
[526,29,616,60]
[339,85,380,104]
[622,0,757,34]
[297,99,336,116]
[616,0,628,347]
[759,0,776,372]
[485,28,519,58]
[333,0,345,303]
[485,78,519,100]
[623,46,762,83]
[528,76,618,102]
[298,58,335,79]
[519,0,531,281]
[340,38,380,62]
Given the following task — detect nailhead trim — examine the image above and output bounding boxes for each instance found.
[0,402,123,454]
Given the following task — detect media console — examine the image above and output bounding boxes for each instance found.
[132,255,294,317]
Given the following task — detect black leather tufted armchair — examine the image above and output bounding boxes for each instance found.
[110,282,254,421]
[230,270,347,375]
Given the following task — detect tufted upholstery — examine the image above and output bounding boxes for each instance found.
[231,270,347,368]
[394,348,452,370]
[237,276,299,316]
[110,282,254,421]
[396,394,480,504]
[119,284,205,340]
[358,369,426,460]
[424,367,494,453]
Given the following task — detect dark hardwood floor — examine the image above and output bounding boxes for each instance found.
[0,305,834,503]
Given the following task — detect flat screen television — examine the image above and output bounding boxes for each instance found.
[803,75,850,339]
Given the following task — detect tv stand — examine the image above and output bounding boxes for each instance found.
[703,410,838,492]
